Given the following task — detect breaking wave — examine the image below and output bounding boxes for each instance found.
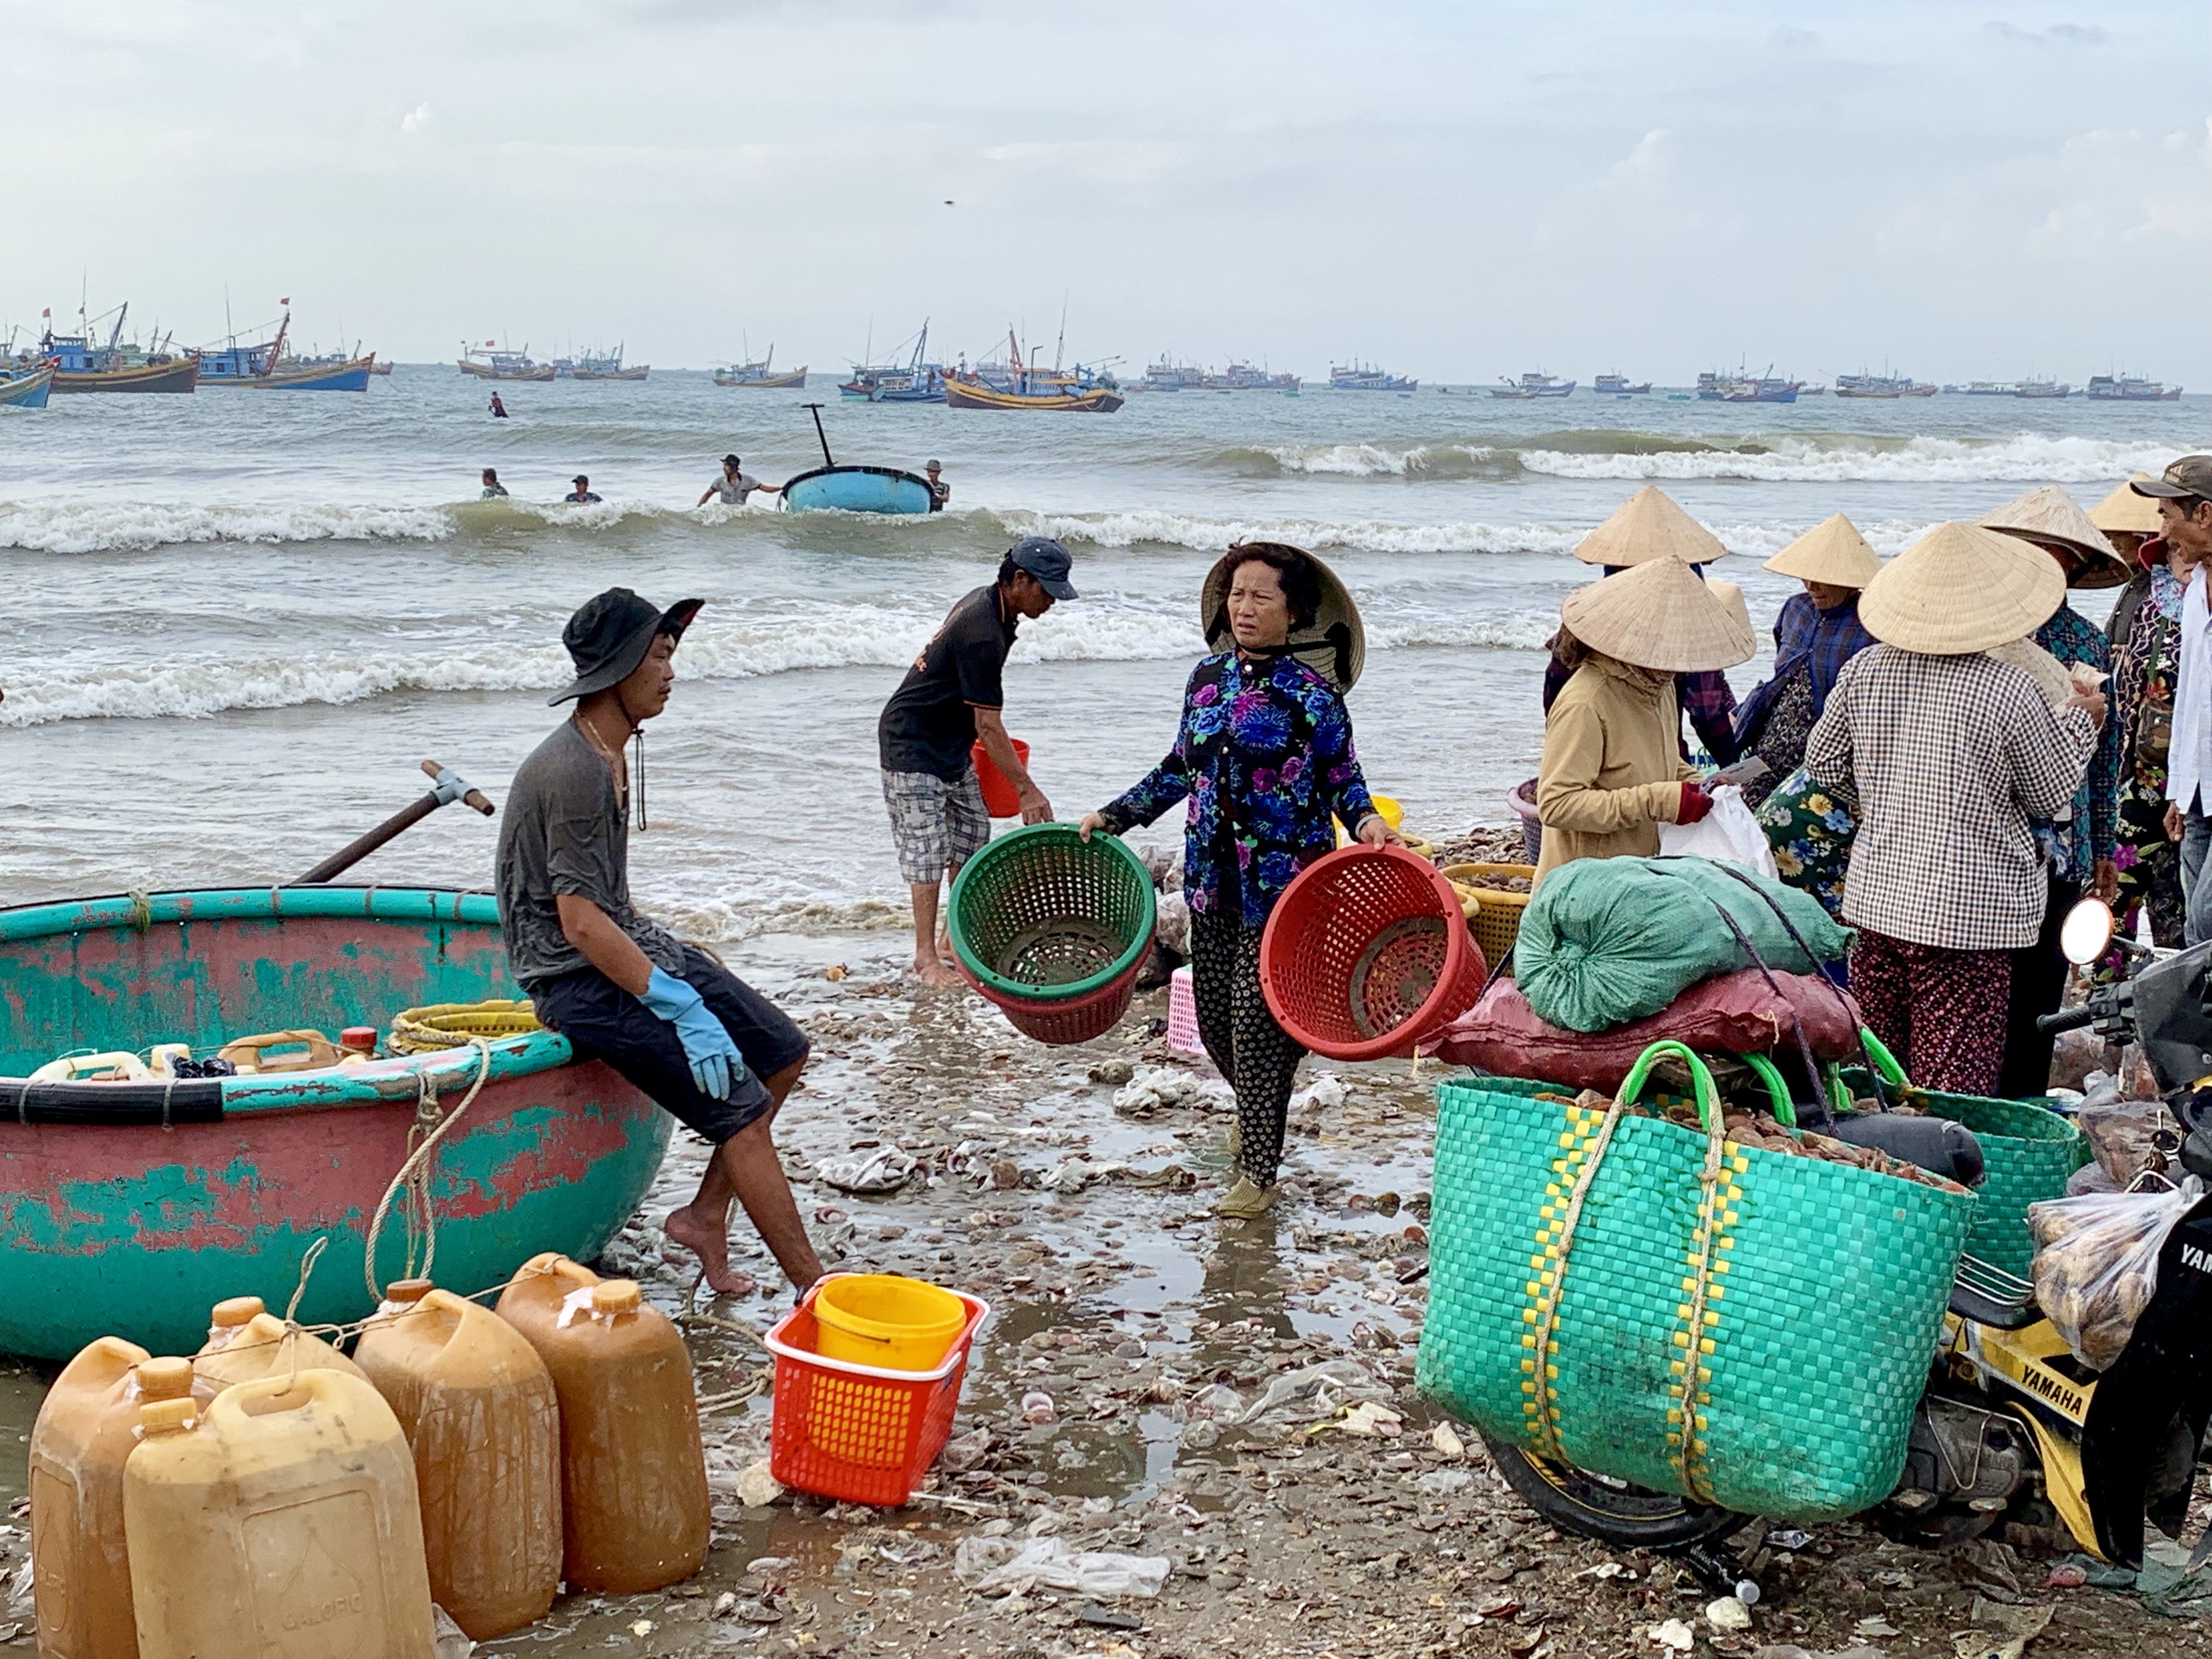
[0,499,460,555]
[1519,432,2194,484]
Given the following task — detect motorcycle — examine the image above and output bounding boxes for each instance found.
[1469,899,2212,1587]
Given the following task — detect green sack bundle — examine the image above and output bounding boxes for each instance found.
[1517,856,1854,1034]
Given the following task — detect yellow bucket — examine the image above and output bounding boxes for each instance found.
[811,1275,968,1373]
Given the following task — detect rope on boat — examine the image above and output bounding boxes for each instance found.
[362,1036,495,1301]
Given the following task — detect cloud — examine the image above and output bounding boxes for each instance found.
[1985,21,2109,47]
[400,103,431,133]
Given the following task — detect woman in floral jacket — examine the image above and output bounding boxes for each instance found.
[1084,543,1394,1219]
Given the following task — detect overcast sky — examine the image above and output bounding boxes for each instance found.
[5,2,2205,382]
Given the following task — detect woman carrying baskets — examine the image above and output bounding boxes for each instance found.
[1080,542,1395,1219]
[1533,557,1757,886]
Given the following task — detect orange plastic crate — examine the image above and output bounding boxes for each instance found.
[765,1277,989,1505]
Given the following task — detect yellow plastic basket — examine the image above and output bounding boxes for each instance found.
[1440,862,1536,969]
[388,998,542,1054]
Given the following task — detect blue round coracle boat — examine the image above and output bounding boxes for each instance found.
[781,464,934,515]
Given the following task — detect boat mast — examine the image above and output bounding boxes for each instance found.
[802,402,836,466]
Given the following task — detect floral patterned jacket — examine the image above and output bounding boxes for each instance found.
[1099,651,1377,927]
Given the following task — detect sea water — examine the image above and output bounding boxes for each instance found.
[1,370,2202,928]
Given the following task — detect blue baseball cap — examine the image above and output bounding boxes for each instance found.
[1009,536,1077,600]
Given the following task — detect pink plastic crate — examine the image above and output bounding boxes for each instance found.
[1167,964,1202,1054]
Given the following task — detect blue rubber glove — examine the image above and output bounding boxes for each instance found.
[640,967,744,1101]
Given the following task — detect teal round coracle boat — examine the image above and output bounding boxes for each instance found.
[0,887,670,1361]
[781,463,934,514]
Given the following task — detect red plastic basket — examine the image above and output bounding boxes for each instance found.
[956,956,1144,1045]
[765,1277,990,1506]
[1260,844,1488,1061]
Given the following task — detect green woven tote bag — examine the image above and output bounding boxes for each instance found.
[1842,1037,2089,1279]
[1418,1042,1974,1521]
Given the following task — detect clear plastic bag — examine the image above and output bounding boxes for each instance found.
[2028,1177,2204,1370]
[1658,785,1779,879]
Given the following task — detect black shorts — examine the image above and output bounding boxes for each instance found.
[530,945,810,1146]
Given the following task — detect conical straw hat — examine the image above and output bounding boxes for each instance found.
[2090,476,2165,538]
[1763,514,1881,588]
[1978,486,2131,590]
[1561,557,1756,674]
[1572,484,1729,567]
[1705,579,1752,636]
[1859,522,2064,656]
[1200,545,1367,691]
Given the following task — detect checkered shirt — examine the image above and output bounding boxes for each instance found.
[1804,645,2097,951]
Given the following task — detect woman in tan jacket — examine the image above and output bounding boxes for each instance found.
[1534,556,1757,884]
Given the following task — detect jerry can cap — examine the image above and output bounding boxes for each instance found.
[139,1397,197,1436]
[211,1296,265,1327]
[591,1280,642,1315]
[137,1357,195,1400]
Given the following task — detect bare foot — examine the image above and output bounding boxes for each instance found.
[913,955,964,990]
[662,1207,758,1296]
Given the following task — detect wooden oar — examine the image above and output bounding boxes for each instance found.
[802,400,835,465]
[295,759,496,884]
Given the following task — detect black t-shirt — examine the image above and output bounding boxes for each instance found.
[878,584,1018,778]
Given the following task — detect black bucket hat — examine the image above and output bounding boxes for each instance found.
[549,588,704,705]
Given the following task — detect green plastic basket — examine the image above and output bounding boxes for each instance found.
[1841,1042,2089,1279]
[947,824,1157,1002]
[1418,1042,1974,1522]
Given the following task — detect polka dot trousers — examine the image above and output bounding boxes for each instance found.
[1189,912,1307,1186]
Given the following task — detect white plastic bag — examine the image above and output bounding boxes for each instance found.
[2028,1177,2203,1369]
[952,1535,1170,1598]
[1657,783,1779,879]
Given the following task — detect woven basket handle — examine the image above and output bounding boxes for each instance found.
[1616,1041,1721,1131]
[1858,1026,1915,1104]
[1739,1052,1800,1128]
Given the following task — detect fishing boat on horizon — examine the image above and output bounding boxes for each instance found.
[559,345,648,381]
[456,342,556,381]
[714,346,808,388]
[945,331,1124,412]
[1593,373,1651,396]
[1835,371,1936,399]
[41,303,199,393]
[1329,360,1417,392]
[1490,371,1574,399]
[2015,377,2070,399]
[2087,373,2182,402]
[842,322,949,403]
[199,305,374,391]
[1697,367,1802,404]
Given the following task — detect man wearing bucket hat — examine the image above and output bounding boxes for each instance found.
[2133,458,2212,944]
[879,537,1075,988]
[1804,524,2104,1096]
[1548,484,1745,765]
[1082,541,1393,1219]
[499,588,822,1297]
[1534,557,1757,885]
[1978,488,2128,1092]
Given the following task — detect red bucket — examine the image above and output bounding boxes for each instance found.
[1260,844,1487,1062]
[970,738,1031,818]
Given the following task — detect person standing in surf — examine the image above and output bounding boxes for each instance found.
[697,454,780,508]
[498,588,822,1297]
[480,467,508,499]
[924,461,950,511]
[489,392,509,419]
[878,538,1073,986]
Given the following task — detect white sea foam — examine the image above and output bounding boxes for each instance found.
[0,500,459,555]
[1520,432,2197,485]
[0,600,1563,728]
[1252,442,1497,477]
[990,508,1583,556]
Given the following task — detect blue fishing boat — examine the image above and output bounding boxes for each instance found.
[200,308,373,391]
[781,404,935,515]
[840,321,947,403]
[1330,360,1418,391]
[0,363,55,408]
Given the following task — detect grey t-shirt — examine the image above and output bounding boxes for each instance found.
[496,721,687,988]
[709,471,765,504]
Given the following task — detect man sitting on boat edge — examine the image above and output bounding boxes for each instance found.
[496,588,823,1297]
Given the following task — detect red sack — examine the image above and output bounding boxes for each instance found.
[1420,969,1864,1093]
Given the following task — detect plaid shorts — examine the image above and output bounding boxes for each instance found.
[882,767,991,884]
